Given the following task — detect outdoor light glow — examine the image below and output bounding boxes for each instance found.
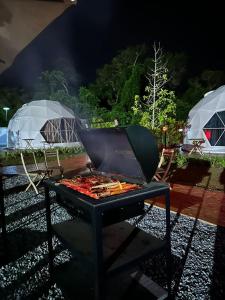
[3,107,10,121]
[66,0,77,5]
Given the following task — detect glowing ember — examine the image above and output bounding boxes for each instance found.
[59,175,141,199]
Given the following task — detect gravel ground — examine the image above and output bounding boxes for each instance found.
[1,176,225,299]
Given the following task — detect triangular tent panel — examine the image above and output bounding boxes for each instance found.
[7,100,80,149]
[184,85,225,153]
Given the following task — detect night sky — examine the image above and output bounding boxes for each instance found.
[0,0,224,90]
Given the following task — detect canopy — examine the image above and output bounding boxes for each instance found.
[184,85,225,153]
[7,100,80,149]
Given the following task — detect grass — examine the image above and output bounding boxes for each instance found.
[1,147,225,192]
[0,146,85,166]
[171,159,225,191]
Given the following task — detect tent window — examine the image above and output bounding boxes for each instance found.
[215,131,225,146]
[203,128,224,146]
[204,129,212,140]
[217,111,225,123]
[203,111,225,146]
[40,118,78,143]
[204,113,223,129]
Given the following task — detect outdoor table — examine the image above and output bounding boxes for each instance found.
[188,138,205,155]
[22,138,35,149]
[46,141,57,148]
[41,141,48,149]
[41,141,55,149]
[0,166,19,252]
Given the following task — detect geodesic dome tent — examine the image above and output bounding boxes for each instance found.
[184,85,225,153]
[0,127,7,148]
[7,100,80,149]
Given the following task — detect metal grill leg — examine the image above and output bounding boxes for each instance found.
[165,190,172,299]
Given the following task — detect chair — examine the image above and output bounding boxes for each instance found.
[20,152,50,194]
[43,149,64,177]
[154,148,175,183]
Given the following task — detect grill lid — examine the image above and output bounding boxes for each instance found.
[77,125,159,183]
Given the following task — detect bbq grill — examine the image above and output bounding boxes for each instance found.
[44,125,171,300]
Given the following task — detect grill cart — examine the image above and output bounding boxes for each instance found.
[44,125,171,300]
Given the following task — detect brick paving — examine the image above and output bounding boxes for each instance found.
[61,154,225,227]
[147,183,225,227]
[62,155,225,227]
[4,153,225,227]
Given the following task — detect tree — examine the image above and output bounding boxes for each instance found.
[200,70,225,91]
[177,77,207,121]
[119,64,143,111]
[132,89,176,130]
[76,45,149,124]
[166,52,188,89]
[78,87,101,119]
[33,70,80,114]
[54,56,81,92]
[33,70,69,99]
[145,42,168,129]
[176,69,225,121]
[89,44,148,107]
[31,70,101,119]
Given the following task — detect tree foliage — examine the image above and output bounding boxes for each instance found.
[78,87,102,118]
[200,70,225,91]
[32,70,101,119]
[88,45,148,107]
[166,52,188,89]
[33,70,69,99]
[144,43,168,128]
[2,42,224,140]
[177,69,225,120]
[119,64,143,111]
[132,89,176,130]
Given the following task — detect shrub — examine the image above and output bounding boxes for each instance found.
[202,154,225,168]
[174,153,225,169]
[175,153,188,168]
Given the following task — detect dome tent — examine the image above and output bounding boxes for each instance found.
[184,85,225,153]
[7,100,80,149]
